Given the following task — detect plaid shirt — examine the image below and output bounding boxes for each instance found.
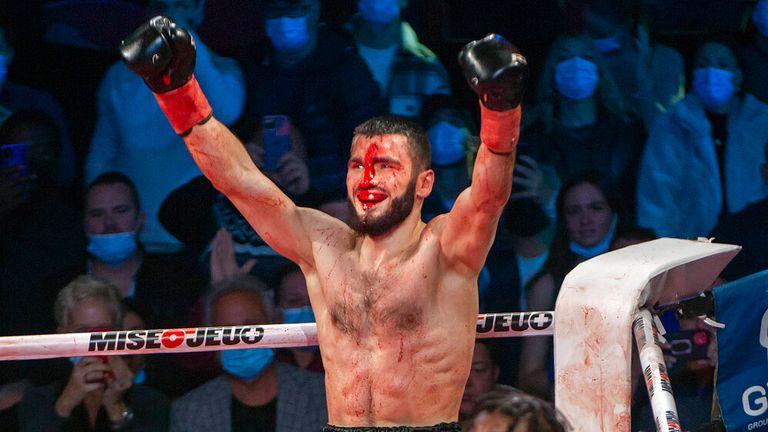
[346,19,452,119]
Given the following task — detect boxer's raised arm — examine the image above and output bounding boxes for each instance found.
[120,17,320,267]
[440,35,528,272]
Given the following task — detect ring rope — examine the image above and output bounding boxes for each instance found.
[0,311,555,361]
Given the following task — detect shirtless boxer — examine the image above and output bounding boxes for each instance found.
[121,16,527,431]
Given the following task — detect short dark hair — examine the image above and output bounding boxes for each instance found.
[86,171,142,211]
[472,387,572,431]
[353,116,431,172]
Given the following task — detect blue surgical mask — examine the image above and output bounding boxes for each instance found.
[282,306,315,324]
[569,214,618,259]
[221,348,274,381]
[428,121,467,166]
[0,55,7,90]
[693,67,736,109]
[358,0,401,25]
[132,368,146,385]
[87,232,138,265]
[592,36,622,53]
[753,0,768,37]
[265,17,310,52]
[554,56,600,101]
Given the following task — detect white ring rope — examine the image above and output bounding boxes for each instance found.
[0,311,555,361]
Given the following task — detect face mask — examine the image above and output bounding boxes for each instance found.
[754,0,768,37]
[265,17,310,52]
[221,348,274,381]
[87,232,138,265]
[0,55,7,90]
[693,67,736,109]
[358,0,401,25]
[554,56,600,101]
[569,214,618,259]
[428,121,467,166]
[592,35,622,53]
[132,368,146,385]
[282,306,315,324]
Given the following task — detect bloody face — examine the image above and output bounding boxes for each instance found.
[346,135,418,236]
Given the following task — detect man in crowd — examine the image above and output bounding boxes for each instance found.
[344,0,452,119]
[121,14,526,429]
[19,276,169,431]
[235,0,381,198]
[170,276,327,431]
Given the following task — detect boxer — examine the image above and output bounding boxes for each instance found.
[121,17,527,430]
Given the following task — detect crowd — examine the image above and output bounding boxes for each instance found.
[1,0,765,430]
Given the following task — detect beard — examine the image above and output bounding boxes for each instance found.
[348,179,417,237]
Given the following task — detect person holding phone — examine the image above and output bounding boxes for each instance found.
[18,276,170,431]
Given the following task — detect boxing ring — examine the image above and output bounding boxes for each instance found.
[0,238,740,432]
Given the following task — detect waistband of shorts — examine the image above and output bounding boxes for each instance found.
[322,422,461,432]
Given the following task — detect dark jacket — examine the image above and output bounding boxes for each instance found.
[235,27,381,198]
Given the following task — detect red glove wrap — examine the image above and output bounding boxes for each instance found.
[153,76,213,135]
[479,103,521,154]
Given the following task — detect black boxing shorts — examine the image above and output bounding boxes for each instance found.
[321,423,462,432]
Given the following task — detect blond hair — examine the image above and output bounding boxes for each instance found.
[54,275,123,330]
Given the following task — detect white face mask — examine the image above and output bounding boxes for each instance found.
[754,0,768,37]
[693,67,736,109]
[428,121,467,166]
[554,56,600,101]
[265,17,310,52]
[0,55,8,90]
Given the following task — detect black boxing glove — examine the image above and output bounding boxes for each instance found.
[458,34,528,153]
[121,16,212,135]
[458,34,528,111]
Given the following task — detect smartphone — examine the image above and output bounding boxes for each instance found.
[88,327,116,381]
[0,143,28,175]
[262,115,291,172]
[663,330,710,363]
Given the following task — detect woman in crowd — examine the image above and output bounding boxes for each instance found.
[517,174,621,400]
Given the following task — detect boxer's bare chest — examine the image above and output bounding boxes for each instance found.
[317,248,439,337]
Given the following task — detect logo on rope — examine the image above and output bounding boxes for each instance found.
[87,326,264,352]
[476,311,554,333]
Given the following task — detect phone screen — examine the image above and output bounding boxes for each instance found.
[663,330,710,364]
[262,115,291,172]
[0,143,28,175]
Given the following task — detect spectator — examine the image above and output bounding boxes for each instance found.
[517,174,620,400]
[480,160,557,386]
[637,41,768,239]
[86,0,245,254]
[275,263,324,373]
[0,110,85,337]
[159,120,311,286]
[234,0,381,198]
[44,172,207,332]
[170,275,327,431]
[18,275,170,431]
[343,0,452,119]
[467,386,572,432]
[739,0,768,104]
[419,96,476,218]
[460,341,501,428]
[529,34,644,208]
[581,0,685,129]
[632,316,719,431]
[0,26,77,187]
